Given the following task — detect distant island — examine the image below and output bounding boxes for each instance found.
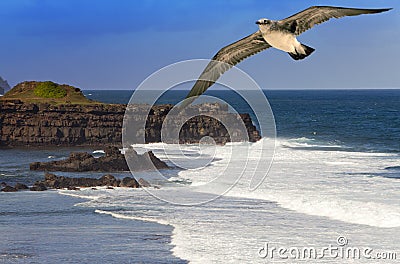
[1,81,96,104]
[0,76,11,95]
[0,81,261,147]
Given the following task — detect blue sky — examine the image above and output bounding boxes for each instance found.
[0,0,399,90]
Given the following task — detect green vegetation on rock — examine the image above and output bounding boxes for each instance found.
[33,81,67,98]
[1,81,100,105]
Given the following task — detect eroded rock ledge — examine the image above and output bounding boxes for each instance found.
[29,146,168,172]
[0,173,153,192]
[0,100,261,147]
[32,173,146,191]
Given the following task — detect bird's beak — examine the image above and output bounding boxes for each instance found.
[255,21,261,25]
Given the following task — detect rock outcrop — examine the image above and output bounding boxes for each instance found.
[1,185,18,192]
[0,100,261,147]
[138,178,151,187]
[0,183,29,192]
[30,182,47,191]
[30,146,169,172]
[120,177,140,188]
[29,173,148,191]
[14,183,29,190]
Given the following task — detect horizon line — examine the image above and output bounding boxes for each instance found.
[81,87,400,91]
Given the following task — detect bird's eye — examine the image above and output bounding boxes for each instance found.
[264,20,268,24]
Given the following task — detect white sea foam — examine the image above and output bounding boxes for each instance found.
[171,138,400,227]
[58,189,103,201]
[59,138,400,263]
[281,137,344,149]
[227,190,400,228]
[95,209,171,226]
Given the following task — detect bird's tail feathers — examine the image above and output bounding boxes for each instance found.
[288,44,315,60]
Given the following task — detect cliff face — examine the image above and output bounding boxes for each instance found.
[0,100,261,147]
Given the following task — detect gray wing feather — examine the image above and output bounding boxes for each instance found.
[185,30,270,99]
[281,6,392,35]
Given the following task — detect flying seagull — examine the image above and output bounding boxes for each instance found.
[183,6,391,102]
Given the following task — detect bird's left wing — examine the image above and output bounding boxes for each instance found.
[280,6,392,35]
[185,30,270,100]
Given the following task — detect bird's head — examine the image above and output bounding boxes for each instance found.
[256,18,272,26]
[256,18,274,31]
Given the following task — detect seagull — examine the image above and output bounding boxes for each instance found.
[183,6,391,102]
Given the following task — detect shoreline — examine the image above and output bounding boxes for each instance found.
[94,209,189,262]
[58,188,190,263]
[0,189,188,263]
[58,187,190,263]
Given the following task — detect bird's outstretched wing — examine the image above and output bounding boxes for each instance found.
[280,6,392,35]
[185,30,270,100]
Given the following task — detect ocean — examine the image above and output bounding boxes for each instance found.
[1,89,400,263]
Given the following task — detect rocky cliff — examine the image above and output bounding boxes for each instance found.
[0,100,261,147]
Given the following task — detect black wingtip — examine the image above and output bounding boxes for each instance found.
[376,8,393,13]
[288,44,315,61]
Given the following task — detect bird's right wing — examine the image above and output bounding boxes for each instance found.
[184,30,271,100]
[280,6,392,35]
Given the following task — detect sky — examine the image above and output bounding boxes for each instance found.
[0,0,399,90]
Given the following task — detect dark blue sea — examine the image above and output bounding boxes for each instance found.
[1,89,400,263]
[84,89,400,153]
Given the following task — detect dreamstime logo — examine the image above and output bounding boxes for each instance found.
[258,236,398,260]
[336,235,348,246]
[122,59,276,205]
